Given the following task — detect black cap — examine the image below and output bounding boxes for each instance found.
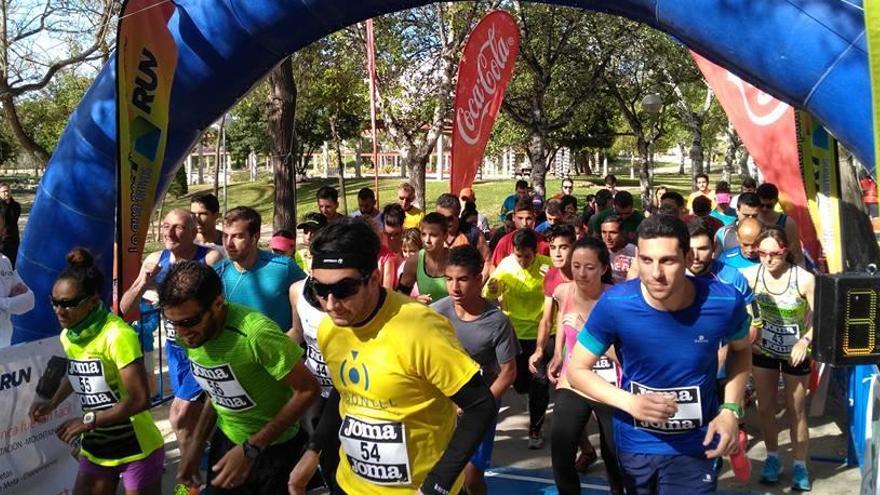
[297,212,327,230]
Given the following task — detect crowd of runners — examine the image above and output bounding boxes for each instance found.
[26,173,821,494]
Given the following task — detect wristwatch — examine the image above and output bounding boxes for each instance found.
[242,440,262,461]
[719,402,744,420]
[82,411,97,431]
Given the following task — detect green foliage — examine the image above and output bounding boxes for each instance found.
[226,83,270,164]
[167,165,189,198]
[17,71,92,154]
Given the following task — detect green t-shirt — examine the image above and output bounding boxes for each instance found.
[484,254,552,340]
[185,303,304,445]
[61,313,164,466]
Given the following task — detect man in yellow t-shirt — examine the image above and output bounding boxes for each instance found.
[289,218,496,495]
[398,182,425,229]
[485,228,552,449]
[687,173,716,213]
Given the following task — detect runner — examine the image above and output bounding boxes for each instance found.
[160,261,320,494]
[714,192,762,256]
[531,225,576,379]
[295,212,328,275]
[288,277,340,492]
[349,187,383,227]
[566,214,752,494]
[381,203,407,257]
[458,187,490,236]
[436,193,491,279]
[548,237,624,495]
[500,179,530,223]
[589,191,645,245]
[191,192,224,246]
[214,206,306,330]
[288,218,496,495]
[317,186,345,223]
[32,248,164,495]
[0,211,33,348]
[118,208,222,459]
[729,177,758,210]
[687,173,715,213]
[742,226,815,491]
[486,228,552,449]
[600,215,637,283]
[492,198,550,266]
[718,217,762,272]
[686,219,751,298]
[398,182,425,229]
[756,183,804,265]
[398,212,450,304]
[432,245,520,495]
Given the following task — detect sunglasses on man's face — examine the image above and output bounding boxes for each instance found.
[163,307,209,328]
[49,294,90,309]
[308,274,370,300]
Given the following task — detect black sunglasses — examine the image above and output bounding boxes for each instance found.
[308,274,370,300]
[49,294,90,309]
[163,307,209,328]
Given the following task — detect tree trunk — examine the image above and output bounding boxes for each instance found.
[738,148,751,179]
[330,116,348,215]
[526,128,548,198]
[354,139,362,179]
[723,124,738,184]
[267,57,297,233]
[689,128,704,178]
[399,145,428,209]
[637,137,652,209]
[0,95,49,167]
[678,143,686,175]
[213,115,225,198]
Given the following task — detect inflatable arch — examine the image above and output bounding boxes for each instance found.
[12,0,870,342]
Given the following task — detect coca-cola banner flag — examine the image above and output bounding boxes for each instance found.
[691,52,821,264]
[450,11,519,195]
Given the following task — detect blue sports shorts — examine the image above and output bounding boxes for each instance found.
[165,343,203,401]
[618,453,717,494]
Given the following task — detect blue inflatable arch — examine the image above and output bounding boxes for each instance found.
[13,0,869,342]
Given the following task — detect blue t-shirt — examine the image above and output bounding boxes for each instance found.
[707,260,753,303]
[709,210,736,226]
[535,221,550,234]
[214,250,306,330]
[577,277,750,456]
[719,246,759,272]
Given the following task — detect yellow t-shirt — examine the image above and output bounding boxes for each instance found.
[402,206,425,229]
[317,291,480,494]
[484,254,552,340]
[60,313,164,466]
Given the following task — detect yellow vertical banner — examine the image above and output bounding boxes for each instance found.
[116,0,178,314]
[868,0,880,219]
[797,110,843,273]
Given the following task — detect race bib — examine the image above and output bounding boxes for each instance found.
[593,356,618,386]
[630,381,702,434]
[760,320,800,357]
[305,344,333,391]
[190,362,256,411]
[67,359,118,410]
[339,416,411,485]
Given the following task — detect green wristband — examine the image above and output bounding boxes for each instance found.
[719,402,744,420]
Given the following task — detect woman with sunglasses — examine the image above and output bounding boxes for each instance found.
[548,237,623,495]
[31,248,164,495]
[742,226,815,491]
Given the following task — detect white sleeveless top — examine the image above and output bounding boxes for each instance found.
[296,282,333,397]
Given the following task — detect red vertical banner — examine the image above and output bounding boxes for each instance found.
[691,52,821,262]
[450,11,519,195]
[116,0,178,315]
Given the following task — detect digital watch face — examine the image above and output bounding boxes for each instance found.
[814,274,880,365]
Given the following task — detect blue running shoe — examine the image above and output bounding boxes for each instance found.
[791,464,812,491]
[760,456,782,484]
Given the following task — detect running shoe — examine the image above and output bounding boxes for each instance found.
[760,455,782,484]
[528,429,544,449]
[791,464,812,492]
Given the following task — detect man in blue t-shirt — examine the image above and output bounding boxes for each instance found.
[566,214,752,494]
[214,206,306,330]
[718,217,762,273]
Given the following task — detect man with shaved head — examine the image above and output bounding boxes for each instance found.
[718,217,762,272]
[120,207,222,459]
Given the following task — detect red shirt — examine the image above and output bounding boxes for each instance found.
[543,267,569,297]
[861,177,878,204]
[491,230,550,267]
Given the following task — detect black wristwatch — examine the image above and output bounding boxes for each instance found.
[242,440,262,461]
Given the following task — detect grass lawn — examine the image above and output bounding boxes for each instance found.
[146,163,738,251]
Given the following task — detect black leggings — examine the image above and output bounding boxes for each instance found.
[301,395,342,494]
[514,338,553,431]
[551,388,623,494]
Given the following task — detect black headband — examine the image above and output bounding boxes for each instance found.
[311,252,374,270]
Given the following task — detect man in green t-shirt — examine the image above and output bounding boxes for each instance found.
[589,190,644,245]
[158,261,320,494]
